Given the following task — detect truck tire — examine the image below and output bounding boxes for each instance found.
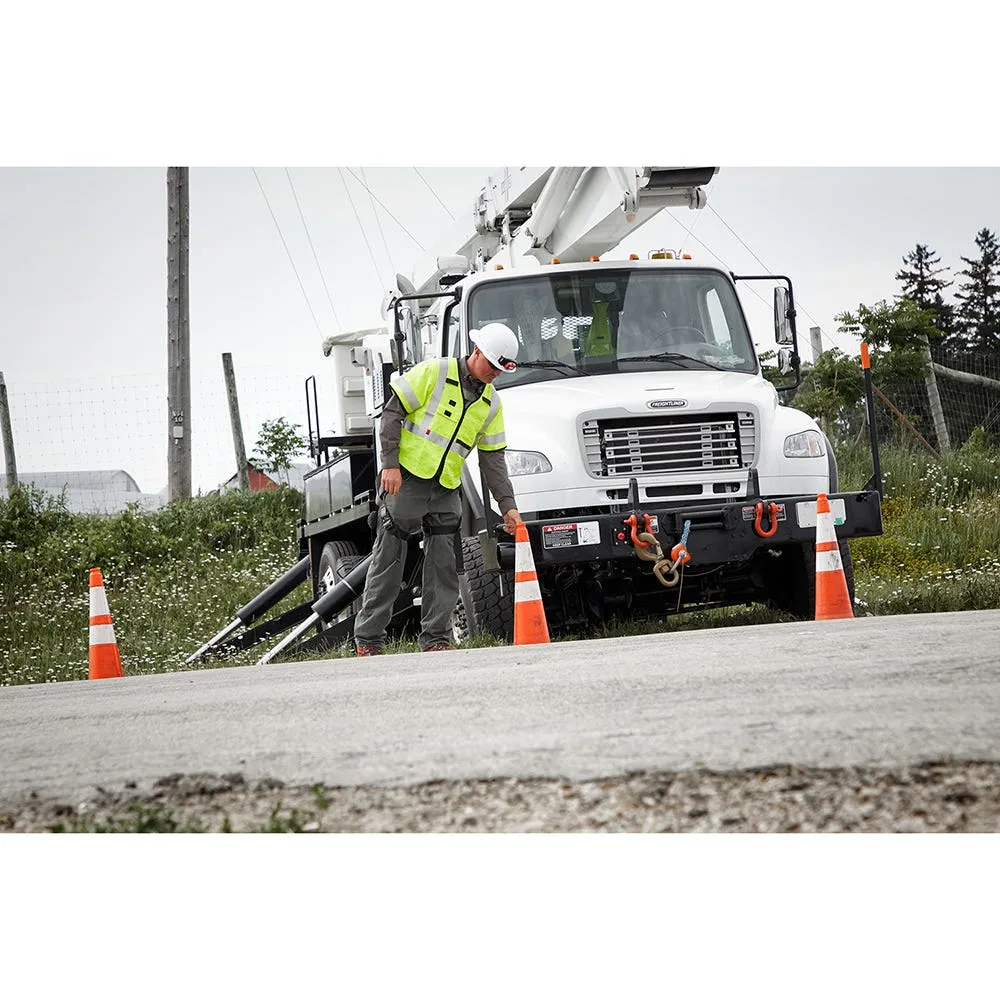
[765,540,855,620]
[452,536,514,644]
[317,540,365,625]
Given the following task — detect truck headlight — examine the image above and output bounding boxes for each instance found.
[783,430,826,458]
[504,450,553,476]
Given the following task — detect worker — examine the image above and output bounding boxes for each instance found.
[352,322,524,656]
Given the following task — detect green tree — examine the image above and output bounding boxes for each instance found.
[835,297,940,355]
[832,299,942,448]
[894,243,955,340]
[954,228,1000,351]
[251,417,308,484]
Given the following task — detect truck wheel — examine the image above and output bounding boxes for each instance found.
[317,540,364,625]
[452,536,514,644]
[765,540,855,620]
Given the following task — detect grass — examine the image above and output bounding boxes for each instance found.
[2,438,1000,687]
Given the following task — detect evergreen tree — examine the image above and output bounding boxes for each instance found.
[954,228,1000,351]
[894,243,955,340]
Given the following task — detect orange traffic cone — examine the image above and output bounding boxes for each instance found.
[89,567,124,679]
[814,494,854,621]
[513,523,550,645]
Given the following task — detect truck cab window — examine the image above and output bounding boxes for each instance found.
[468,268,757,385]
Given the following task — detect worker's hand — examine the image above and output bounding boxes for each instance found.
[381,468,403,496]
[502,508,523,535]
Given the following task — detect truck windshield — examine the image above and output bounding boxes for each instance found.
[467,268,757,386]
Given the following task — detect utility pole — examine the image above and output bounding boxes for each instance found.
[222,352,250,490]
[0,372,18,491]
[167,167,192,499]
[809,326,823,364]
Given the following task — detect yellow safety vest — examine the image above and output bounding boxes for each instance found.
[584,301,614,356]
[390,357,506,489]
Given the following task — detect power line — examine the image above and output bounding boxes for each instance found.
[339,167,386,291]
[285,167,341,331]
[344,167,426,251]
[664,209,771,311]
[414,167,456,220]
[705,202,849,354]
[252,168,324,337]
[361,166,395,276]
[707,204,772,273]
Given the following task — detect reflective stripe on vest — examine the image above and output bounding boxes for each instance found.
[393,358,505,488]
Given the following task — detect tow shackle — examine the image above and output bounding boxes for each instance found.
[753,501,781,539]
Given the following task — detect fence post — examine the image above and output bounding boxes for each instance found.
[0,372,18,491]
[919,333,951,453]
[222,353,250,491]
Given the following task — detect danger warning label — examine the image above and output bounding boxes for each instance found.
[541,521,601,549]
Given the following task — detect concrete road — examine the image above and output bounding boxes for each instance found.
[1,611,998,802]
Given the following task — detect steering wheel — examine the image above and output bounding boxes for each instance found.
[662,327,724,357]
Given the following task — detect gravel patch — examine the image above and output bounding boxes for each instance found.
[1,760,996,833]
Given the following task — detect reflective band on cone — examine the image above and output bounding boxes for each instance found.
[813,494,854,621]
[89,567,124,679]
[513,523,550,645]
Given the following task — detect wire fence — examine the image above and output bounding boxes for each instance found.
[880,350,1000,453]
[2,368,317,509]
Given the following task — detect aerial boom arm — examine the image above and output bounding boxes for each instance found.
[403,166,718,303]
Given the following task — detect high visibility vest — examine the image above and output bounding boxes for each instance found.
[585,301,614,356]
[390,357,506,489]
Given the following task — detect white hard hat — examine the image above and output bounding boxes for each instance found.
[470,322,519,371]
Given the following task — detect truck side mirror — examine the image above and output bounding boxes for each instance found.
[774,286,794,346]
[777,347,797,376]
[400,305,422,364]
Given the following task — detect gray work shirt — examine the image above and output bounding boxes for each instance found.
[379,356,518,514]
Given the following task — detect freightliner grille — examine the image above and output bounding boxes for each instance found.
[582,412,756,477]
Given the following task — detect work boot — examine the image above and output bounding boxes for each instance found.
[423,642,455,652]
[355,643,383,657]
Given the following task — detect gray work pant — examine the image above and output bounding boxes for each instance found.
[353,472,462,651]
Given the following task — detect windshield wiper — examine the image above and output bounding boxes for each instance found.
[621,351,727,372]
[516,360,581,377]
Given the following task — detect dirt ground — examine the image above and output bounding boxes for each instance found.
[1,760,997,832]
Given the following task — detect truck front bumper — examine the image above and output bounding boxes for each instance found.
[492,490,883,571]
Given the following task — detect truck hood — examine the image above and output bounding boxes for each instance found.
[499,369,776,446]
